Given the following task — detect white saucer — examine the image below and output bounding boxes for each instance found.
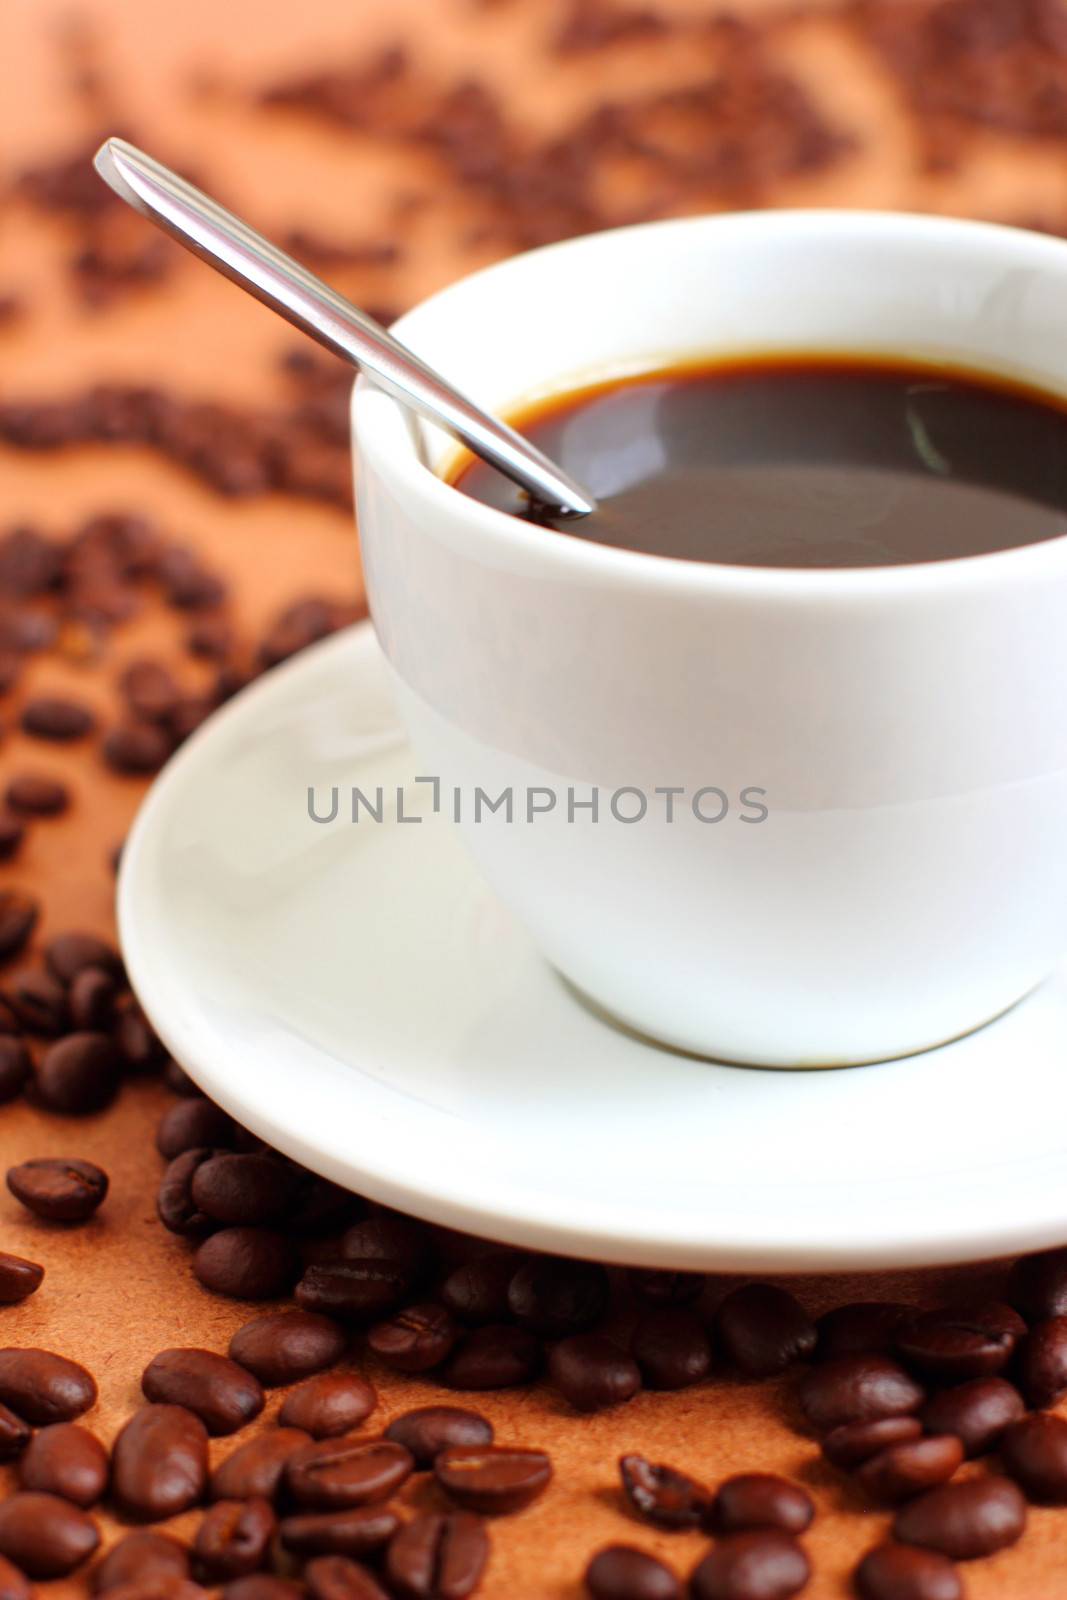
[119,622,1067,1273]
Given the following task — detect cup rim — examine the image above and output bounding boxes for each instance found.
[353,208,1067,599]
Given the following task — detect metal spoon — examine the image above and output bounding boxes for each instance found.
[92,137,596,519]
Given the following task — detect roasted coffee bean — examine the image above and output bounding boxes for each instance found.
[142,1349,265,1436]
[194,1498,275,1580]
[225,1580,303,1600]
[821,1417,924,1470]
[799,1355,925,1433]
[193,1227,298,1299]
[507,1256,609,1337]
[7,1157,108,1221]
[441,1252,520,1325]
[0,1038,31,1101]
[435,1444,551,1515]
[295,1261,410,1323]
[278,1373,378,1439]
[385,1510,489,1600]
[893,1475,1026,1559]
[920,1377,1025,1458]
[115,1003,165,1069]
[585,1545,681,1600]
[103,1576,207,1600]
[627,1268,705,1307]
[165,1060,200,1096]
[384,1406,494,1467]
[367,1303,456,1373]
[619,1455,711,1531]
[854,1544,963,1600]
[444,1324,542,1390]
[0,1554,32,1600]
[44,932,123,984]
[158,1149,217,1237]
[186,617,234,660]
[5,773,69,816]
[69,968,118,1030]
[0,1250,44,1302]
[120,659,181,724]
[631,1308,711,1391]
[280,1507,399,1559]
[286,1436,414,1509]
[999,1412,1067,1503]
[0,1491,99,1577]
[102,722,173,774]
[157,1098,237,1158]
[1016,1316,1067,1407]
[1008,1246,1067,1321]
[689,1531,809,1600]
[0,1348,96,1422]
[305,1555,391,1600]
[8,969,67,1033]
[0,891,38,961]
[190,1153,297,1226]
[210,1427,310,1502]
[19,1422,109,1506]
[92,1529,191,1591]
[815,1303,910,1361]
[715,1284,816,1378]
[894,1302,1024,1383]
[339,1214,428,1276]
[0,1403,31,1460]
[711,1474,814,1535]
[111,1404,210,1520]
[229,1310,346,1386]
[549,1334,642,1413]
[857,1436,963,1503]
[21,696,96,741]
[0,814,24,862]
[287,1173,362,1237]
[36,1033,120,1113]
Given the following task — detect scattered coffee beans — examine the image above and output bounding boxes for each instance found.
[507,1256,609,1337]
[854,1543,963,1600]
[715,1284,816,1377]
[689,1530,810,1600]
[549,1334,642,1413]
[919,1376,1025,1458]
[157,1097,237,1158]
[384,1509,489,1599]
[893,1475,1026,1560]
[0,891,38,961]
[21,695,96,741]
[0,1039,31,1102]
[5,773,69,816]
[190,1153,297,1227]
[893,1302,1025,1382]
[856,1435,964,1503]
[0,1490,99,1577]
[7,1156,108,1221]
[630,1308,711,1391]
[44,932,123,983]
[279,1507,400,1560]
[585,1545,681,1600]
[619,1455,711,1531]
[435,1444,552,1515]
[0,1347,96,1422]
[999,1412,1067,1504]
[278,1373,378,1439]
[1008,1245,1067,1321]
[441,1252,519,1325]
[367,1302,456,1373]
[799,1355,925,1432]
[304,1554,391,1600]
[35,1032,121,1113]
[0,1556,41,1600]
[443,1324,542,1390]
[210,1428,311,1502]
[18,1422,109,1506]
[295,1261,409,1322]
[286,1437,414,1509]
[711,1474,814,1534]
[384,1405,493,1467]
[142,1349,265,1435]
[0,1251,43,1302]
[111,1404,209,1520]
[821,1417,923,1470]
[228,1310,346,1385]
[9,969,68,1035]
[193,1227,297,1300]
[92,1529,191,1591]
[1016,1316,1067,1407]
[194,1497,276,1580]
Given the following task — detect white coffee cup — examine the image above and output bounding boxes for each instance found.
[353,210,1067,1067]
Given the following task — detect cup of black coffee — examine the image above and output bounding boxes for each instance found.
[353,212,1067,1066]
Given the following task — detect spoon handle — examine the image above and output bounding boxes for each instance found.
[93,137,596,518]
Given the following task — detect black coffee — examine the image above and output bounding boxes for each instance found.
[449,355,1067,567]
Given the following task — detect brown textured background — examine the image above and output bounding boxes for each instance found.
[1,0,1067,1594]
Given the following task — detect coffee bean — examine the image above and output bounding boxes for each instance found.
[894,1302,1024,1383]
[93,1529,191,1591]
[385,1510,489,1600]
[142,1349,265,1436]
[210,1428,311,1502]
[627,1269,705,1307]
[7,1157,108,1221]
[799,1355,925,1433]
[435,1444,551,1515]
[103,722,173,774]
[857,1436,963,1503]
[288,1173,362,1237]
[0,1403,30,1460]
[225,1580,303,1600]
[618,1455,711,1531]
[186,617,234,660]
[157,1098,237,1158]
[585,1545,681,1600]
[165,1060,200,1096]
[441,1252,520,1325]
[689,1531,809,1600]
[44,932,123,984]
[339,1214,429,1277]
[111,1404,209,1520]
[0,1556,29,1600]
[0,814,24,862]
[711,1474,814,1535]
[194,1498,275,1581]
[507,1256,609,1337]
[893,1475,1026,1559]
[194,1227,298,1299]
[854,1544,963,1600]
[158,1149,217,1237]
[190,1153,297,1226]
[0,1251,44,1302]
[70,968,119,1030]
[286,1436,414,1509]
[104,1577,207,1600]
[278,1373,378,1439]
[549,1334,642,1413]
[821,1417,924,1470]
[1008,1246,1067,1321]
[443,1324,542,1390]
[631,1308,711,1391]
[0,1348,96,1422]
[19,1422,109,1506]
[296,1261,410,1323]
[5,774,69,816]
[1016,1316,1067,1407]
[305,1555,391,1600]
[280,1507,399,1559]
[0,1491,99,1577]
[8,969,68,1034]
[715,1284,816,1378]
[21,696,95,741]
[115,1003,166,1068]
[367,1303,457,1373]
[0,1038,31,1101]
[36,1032,120,1113]
[0,891,38,961]
[815,1303,910,1361]
[1000,1412,1067,1503]
[228,1310,346,1386]
[120,659,181,723]
[384,1406,494,1468]
[920,1377,1025,1458]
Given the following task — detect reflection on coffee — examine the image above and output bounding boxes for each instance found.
[449,355,1067,568]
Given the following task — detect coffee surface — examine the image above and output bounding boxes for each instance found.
[450,357,1067,567]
